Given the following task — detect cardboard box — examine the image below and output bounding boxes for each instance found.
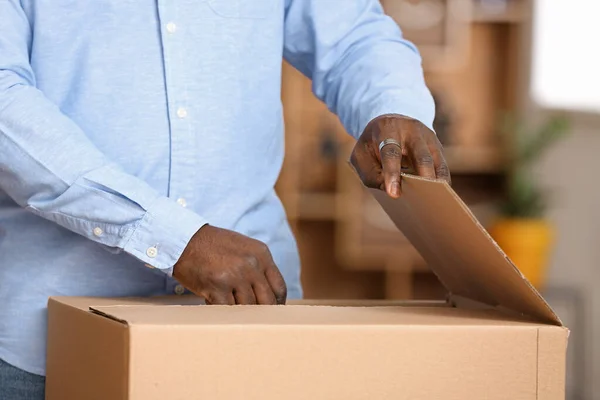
[46,175,568,400]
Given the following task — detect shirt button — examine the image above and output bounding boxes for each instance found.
[174,285,186,295]
[146,246,158,258]
[177,198,187,207]
[166,22,177,34]
[177,107,187,119]
[93,227,103,237]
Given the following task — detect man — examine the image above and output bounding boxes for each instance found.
[0,0,450,397]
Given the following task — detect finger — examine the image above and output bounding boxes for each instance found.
[233,285,257,305]
[429,142,451,184]
[206,291,235,305]
[350,143,383,189]
[408,136,436,179]
[252,278,277,305]
[424,134,451,183]
[264,263,287,305]
[379,143,403,198]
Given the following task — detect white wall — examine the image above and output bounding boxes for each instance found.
[536,115,600,399]
[525,2,598,397]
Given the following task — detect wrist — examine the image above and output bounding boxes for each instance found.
[122,197,208,273]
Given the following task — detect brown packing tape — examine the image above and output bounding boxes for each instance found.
[351,166,561,325]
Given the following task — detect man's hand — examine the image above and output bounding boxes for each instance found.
[173,225,287,305]
[350,114,451,198]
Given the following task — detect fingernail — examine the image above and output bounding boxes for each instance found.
[391,181,400,197]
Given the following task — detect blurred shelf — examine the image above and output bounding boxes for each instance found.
[444,145,505,174]
[471,0,530,23]
[288,144,505,221]
[290,148,504,220]
[293,193,337,220]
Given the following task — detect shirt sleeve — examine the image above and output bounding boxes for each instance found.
[0,1,206,273]
[283,0,436,138]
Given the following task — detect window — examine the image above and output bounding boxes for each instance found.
[531,0,600,113]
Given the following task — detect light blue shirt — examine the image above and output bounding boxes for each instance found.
[0,0,434,375]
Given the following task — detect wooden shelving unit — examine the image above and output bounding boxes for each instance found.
[277,0,529,301]
[444,145,505,173]
[294,193,337,221]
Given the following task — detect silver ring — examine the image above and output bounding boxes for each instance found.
[378,138,402,154]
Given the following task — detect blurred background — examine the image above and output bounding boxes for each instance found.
[276,1,598,399]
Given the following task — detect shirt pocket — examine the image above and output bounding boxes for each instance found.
[206,0,278,19]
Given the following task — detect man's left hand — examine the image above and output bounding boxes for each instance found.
[350,114,451,198]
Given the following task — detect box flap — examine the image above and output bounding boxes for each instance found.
[366,173,561,326]
[88,304,547,327]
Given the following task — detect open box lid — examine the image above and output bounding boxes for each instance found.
[365,173,562,326]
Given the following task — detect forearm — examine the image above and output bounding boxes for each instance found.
[0,83,206,272]
[320,38,436,139]
[283,0,435,138]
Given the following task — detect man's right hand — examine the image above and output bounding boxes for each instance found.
[173,225,287,305]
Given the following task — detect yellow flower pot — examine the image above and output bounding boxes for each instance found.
[488,219,555,290]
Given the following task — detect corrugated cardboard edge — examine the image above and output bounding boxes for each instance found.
[90,307,130,325]
[349,163,563,326]
[438,178,563,326]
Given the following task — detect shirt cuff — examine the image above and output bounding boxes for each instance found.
[122,197,208,275]
[355,91,436,139]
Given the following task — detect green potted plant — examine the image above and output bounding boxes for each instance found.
[489,114,569,289]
